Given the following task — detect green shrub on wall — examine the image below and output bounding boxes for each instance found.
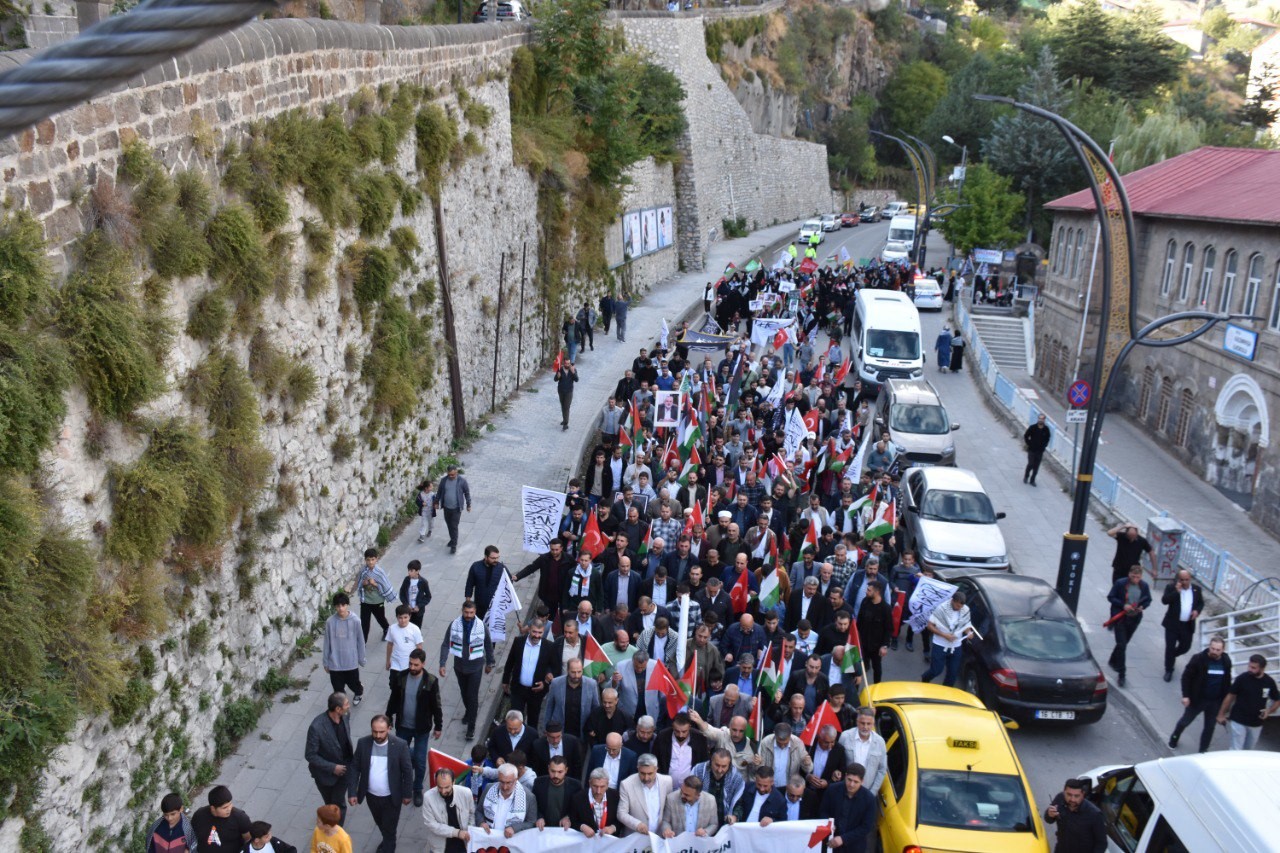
[362,297,434,426]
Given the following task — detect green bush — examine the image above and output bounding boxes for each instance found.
[56,235,166,420]
[213,696,268,759]
[247,181,291,234]
[463,99,493,129]
[187,351,272,517]
[415,103,458,199]
[108,675,155,727]
[286,363,318,406]
[186,291,229,342]
[389,226,419,270]
[363,297,432,425]
[206,204,272,309]
[174,170,213,224]
[0,210,51,327]
[106,454,186,565]
[0,326,71,474]
[352,171,399,238]
[348,243,399,312]
[248,330,291,396]
[301,217,334,259]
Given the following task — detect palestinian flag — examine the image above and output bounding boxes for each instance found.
[799,700,843,746]
[744,259,762,273]
[757,643,782,700]
[581,511,607,559]
[678,649,699,707]
[428,749,471,784]
[677,445,702,487]
[758,566,784,611]
[636,525,651,559]
[802,518,820,555]
[864,495,896,540]
[730,566,751,616]
[746,694,763,741]
[618,423,634,457]
[841,641,862,673]
[584,632,612,680]
[750,528,776,563]
[723,261,737,277]
[679,416,702,461]
[827,442,855,474]
[847,612,863,652]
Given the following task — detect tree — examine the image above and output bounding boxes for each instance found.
[982,48,1077,235]
[826,95,878,189]
[1112,107,1205,173]
[936,163,1024,254]
[1048,0,1183,101]
[882,61,948,137]
[922,52,1024,161]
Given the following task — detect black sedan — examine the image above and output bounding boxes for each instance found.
[860,206,879,222]
[943,571,1108,725]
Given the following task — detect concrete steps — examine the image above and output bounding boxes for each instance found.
[971,314,1028,371]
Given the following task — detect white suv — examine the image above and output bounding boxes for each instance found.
[821,214,840,232]
[799,219,824,243]
[900,466,1009,571]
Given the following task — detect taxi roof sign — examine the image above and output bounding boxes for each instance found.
[947,737,979,749]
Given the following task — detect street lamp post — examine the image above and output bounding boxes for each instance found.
[971,94,1261,614]
[870,130,929,266]
[941,135,968,204]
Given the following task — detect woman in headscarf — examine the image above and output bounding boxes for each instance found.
[934,325,952,373]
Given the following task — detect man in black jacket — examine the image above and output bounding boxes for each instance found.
[532,757,584,830]
[465,546,509,620]
[347,715,413,853]
[1043,778,1107,853]
[385,650,444,807]
[515,541,575,617]
[502,620,557,728]
[530,723,585,778]
[486,709,538,765]
[1170,637,1231,752]
[1160,570,1204,681]
[856,580,893,685]
[304,693,354,824]
[1023,414,1051,486]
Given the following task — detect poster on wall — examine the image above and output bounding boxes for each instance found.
[642,208,659,254]
[657,206,674,248]
[624,211,642,261]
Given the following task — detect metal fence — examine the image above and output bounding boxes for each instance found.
[955,297,1278,609]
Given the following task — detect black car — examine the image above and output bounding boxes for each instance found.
[944,571,1108,725]
[860,206,879,222]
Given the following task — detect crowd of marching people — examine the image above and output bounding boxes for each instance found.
[149,253,963,853]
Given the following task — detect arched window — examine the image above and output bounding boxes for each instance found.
[1160,240,1176,296]
[1065,229,1078,278]
[1073,228,1086,279]
[1178,243,1195,303]
[1053,227,1064,273]
[1157,377,1174,434]
[1197,247,1215,307]
[1244,253,1264,316]
[1219,250,1238,313]
[1139,366,1155,421]
[1270,262,1280,332]
[1175,388,1194,448]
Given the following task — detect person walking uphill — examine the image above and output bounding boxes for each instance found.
[555,360,579,432]
[439,599,495,742]
[614,294,628,342]
[948,328,965,372]
[1106,566,1151,687]
[435,465,472,555]
[934,325,952,373]
[465,545,510,619]
[323,593,367,706]
[352,548,395,642]
[1023,414,1051,486]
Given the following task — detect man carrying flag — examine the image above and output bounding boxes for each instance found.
[798,700,843,747]
[646,658,688,719]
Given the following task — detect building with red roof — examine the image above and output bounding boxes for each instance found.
[1036,146,1279,534]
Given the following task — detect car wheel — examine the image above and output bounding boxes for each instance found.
[963,666,992,708]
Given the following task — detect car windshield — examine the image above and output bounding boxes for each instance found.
[866,329,920,360]
[917,770,1034,833]
[920,489,996,523]
[890,404,949,435]
[889,226,914,242]
[1000,617,1088,660]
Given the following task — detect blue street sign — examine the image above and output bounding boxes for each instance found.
[1067,380,1091,408]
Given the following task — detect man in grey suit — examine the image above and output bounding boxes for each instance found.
[707,684,751,728]
[618,753,672,836]
[305,693,354,824]
[542,658,601,741]
[347,715,413,853]
[660,776,719,837]
[616,651,664,724]
[836,706,887,796]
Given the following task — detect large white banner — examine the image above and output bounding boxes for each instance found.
[750,317,792,348]
[906,576,959,633]
[521,486,567,554]
[783,408,807,460]
[468,819,831,853]
[485,571,522,643]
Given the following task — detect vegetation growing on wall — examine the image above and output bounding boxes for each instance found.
[509,0,685,318]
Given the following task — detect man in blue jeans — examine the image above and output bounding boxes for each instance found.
[386,649,443,808]
[921,592,973,687]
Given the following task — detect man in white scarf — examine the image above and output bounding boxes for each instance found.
[480,764,538,839]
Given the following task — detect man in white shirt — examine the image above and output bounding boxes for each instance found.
[782,775,806,822]
[922,591,973,688]
[836,707,887,796]
[385,605,424,688]
[480,764,537,838]
[618,754,671,836]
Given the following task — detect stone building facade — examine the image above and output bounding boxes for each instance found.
[1038,147,1280,535]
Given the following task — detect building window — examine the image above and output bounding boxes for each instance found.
[1073,228,1085,279]
[1139,366,1154,421]
[1066,230,1078,279]
[1157,377,1174,434]
[1271,262,1280,331]
[1053,227,1064,273]
[1197,246,1215,307]
[1244,253,1264,317]
[1219,250,1238,313]
[1175,388,1194,448]
[1178,243,1195,303]
[1160,240,1176,296]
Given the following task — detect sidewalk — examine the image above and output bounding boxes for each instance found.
[210,220,806,851]
[923,307,1263,756]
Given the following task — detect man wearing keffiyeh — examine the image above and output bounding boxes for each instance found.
[481,764,537,838]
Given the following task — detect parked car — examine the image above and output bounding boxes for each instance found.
[840,212,860,228]
[472,0,529,21]
[942,571,1108,725]
[860,206,879,222]
[821,213,840,232]
[912,276,944,310]
[870,683,1049,853]
[799,219,824,244]
[900,466,1009,572]
[882,201,909,220]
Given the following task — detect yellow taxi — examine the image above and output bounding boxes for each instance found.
[868,682,1049,853]
[905,204,928,219]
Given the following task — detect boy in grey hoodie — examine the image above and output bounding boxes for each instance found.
[323,592,367,705]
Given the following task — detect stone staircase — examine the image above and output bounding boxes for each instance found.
[970,314,1029,371]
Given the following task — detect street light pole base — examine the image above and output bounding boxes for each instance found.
[1056,533,1089,614]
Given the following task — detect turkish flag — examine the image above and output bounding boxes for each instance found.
[773,327,789,351]
[581,510,607,559]
[799,700,843,746]
[798,257,818,274]
[803,409,822,437]
[730,567,750,616]
[646,659,685,718]
[552,350,564,373]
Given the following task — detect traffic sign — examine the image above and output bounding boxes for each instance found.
[1067,380,1091,408]
[1065,409,1087,424]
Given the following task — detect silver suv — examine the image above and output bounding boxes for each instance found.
[875,378,958,466]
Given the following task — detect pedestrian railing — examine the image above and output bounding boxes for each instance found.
[955,296,1279,610]
[1198,600,1280,673]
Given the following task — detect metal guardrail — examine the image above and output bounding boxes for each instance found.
[955,296,1280,610]
[1198,601,1280,672]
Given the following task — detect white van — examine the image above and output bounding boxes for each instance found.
[881,201,909,220]
[851,290,923,389]
[1083,752,1280,852]
[881,214,916,262]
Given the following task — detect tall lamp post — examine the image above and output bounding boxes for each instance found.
[870,130,929,266]
[940,135,968,203]
[973,94,1261,613]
